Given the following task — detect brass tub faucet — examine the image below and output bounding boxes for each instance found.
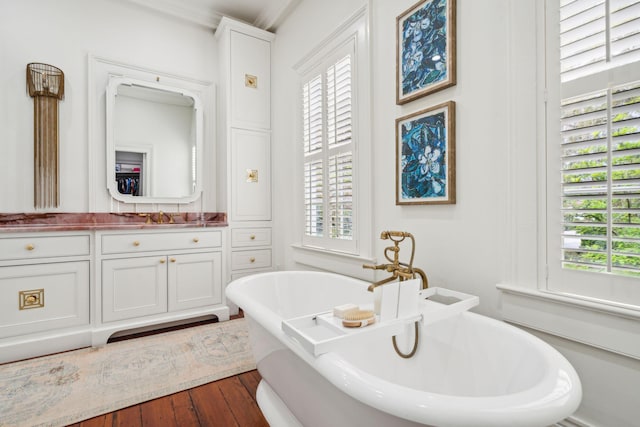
[363,231,428,291]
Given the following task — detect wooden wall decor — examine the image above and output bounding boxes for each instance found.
[26,63,65,209]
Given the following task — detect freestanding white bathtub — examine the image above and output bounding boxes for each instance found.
[226,271,581,427]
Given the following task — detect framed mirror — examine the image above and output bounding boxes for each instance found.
[106,76,203,204]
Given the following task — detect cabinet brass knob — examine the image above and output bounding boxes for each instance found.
[193,237,199,243]
[25,294,38,304]
[250,235,256,240]
[133,241,140,247]
[249,257,256,263]
[25,244,35,251]
[160,258,166,264]
[170,258,176,263]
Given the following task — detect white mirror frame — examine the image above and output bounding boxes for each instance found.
[105,76,204,204]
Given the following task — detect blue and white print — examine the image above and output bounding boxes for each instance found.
[401,0,448,96]
[401,111,447,199]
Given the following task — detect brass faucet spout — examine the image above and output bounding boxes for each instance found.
[367,273,398,292]
[362,263,386,271]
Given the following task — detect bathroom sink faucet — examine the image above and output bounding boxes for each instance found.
[154,211,174,224]
[363,231,429,291]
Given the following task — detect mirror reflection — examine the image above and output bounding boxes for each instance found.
[106,77,202,203]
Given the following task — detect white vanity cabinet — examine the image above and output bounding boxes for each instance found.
[0,232,92,363]
[216,17,275,300]
[101,252,222,322]
[95,228,227,344]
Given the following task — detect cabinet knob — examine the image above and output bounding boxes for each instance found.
[25,244,35,251]
[25,294,39,304]
[193,237,199,243]
[250,235,256,240]
[249,257,256,263]
[160,258,166,264]
[133,241,140,247]
[170,258,176,263]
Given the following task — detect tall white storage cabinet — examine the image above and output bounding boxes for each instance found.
[216,17,275,312]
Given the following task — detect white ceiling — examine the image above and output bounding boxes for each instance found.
[120,0,300,31]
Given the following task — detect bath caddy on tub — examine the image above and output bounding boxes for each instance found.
[282,287,479,357]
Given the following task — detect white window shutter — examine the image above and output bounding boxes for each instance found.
[559,0,640,278]
[329,152,353,239]
[561,0,640,82]
[301,53,355,250]
[304,159,324,237]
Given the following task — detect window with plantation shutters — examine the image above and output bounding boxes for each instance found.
[549,0,640,304]
[561,82,640,276]
[294,9,371,264]
[301,49,356,252]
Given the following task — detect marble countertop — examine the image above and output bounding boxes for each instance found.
[0,212,227,233]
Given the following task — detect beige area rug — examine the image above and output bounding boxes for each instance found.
[0,318,255,427]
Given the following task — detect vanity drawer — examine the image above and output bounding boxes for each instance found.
[231,228,271,247]
[101,230,222,254]
[231,249,272,270]
[0,234,90,261]
[0,261,90,339]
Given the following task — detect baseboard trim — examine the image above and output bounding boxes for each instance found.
[555,415,594,427]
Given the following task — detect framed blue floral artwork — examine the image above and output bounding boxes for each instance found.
[396,101,455,205]
[396,0,456,105]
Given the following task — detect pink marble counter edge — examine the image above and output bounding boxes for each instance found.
[0,212,228,233]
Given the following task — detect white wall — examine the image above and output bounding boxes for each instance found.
[0,0,217,212]
[272,0,509,316]
[271,0,640,425]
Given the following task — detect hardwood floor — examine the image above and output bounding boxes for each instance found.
[66,370,269,427]
[67,312,269,427]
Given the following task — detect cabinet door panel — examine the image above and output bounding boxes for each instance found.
[102,257,167,322]
[168,252,222,311]
[231,129,271,221]
[230,30,270,129]
[0,261,89,338]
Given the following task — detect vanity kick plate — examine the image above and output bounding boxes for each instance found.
[19,289,45,310]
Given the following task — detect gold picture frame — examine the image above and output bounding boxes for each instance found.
[396,101,456,205]
[396,0,457,104]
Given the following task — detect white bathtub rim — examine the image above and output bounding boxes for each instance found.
[313,334,580,426]
[227,271,582,426]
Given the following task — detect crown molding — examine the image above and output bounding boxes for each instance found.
[118,0,224,30]
[254,0,301,31]
[118,0,300,31]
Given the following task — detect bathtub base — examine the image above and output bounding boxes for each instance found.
[256,380,303,427]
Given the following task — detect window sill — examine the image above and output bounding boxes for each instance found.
[291,244,376,281]
[497,284,640,360]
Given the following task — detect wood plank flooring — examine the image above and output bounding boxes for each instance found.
[67,312,269,427]
[66,370,268,427]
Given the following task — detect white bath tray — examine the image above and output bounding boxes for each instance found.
[419,287,479,325]
[282,287,478,357]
